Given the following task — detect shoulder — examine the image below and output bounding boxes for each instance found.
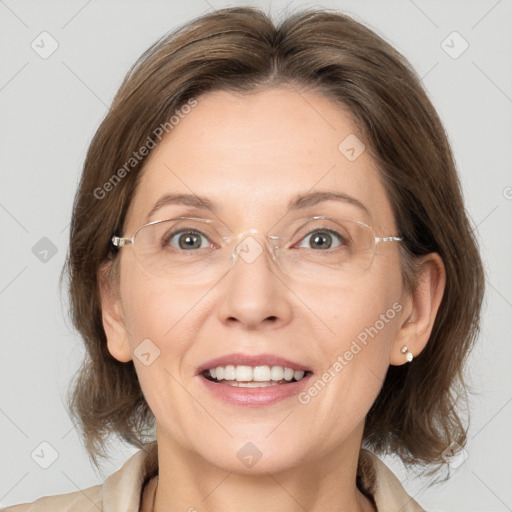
[1,442,158,512]
[358,449,426,512]
[1,485,102,512]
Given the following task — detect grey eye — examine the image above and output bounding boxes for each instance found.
[296,229,343,250]
[167,230,210,250]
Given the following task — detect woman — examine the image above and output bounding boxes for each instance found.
[5,6,484,512]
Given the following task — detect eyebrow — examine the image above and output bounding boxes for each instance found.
[288,191,369,214]
[146,193,215,223]
[145,191,369,222]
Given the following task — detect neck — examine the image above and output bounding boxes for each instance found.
[149,428,375,512]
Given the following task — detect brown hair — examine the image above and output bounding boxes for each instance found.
[63,6,484,475]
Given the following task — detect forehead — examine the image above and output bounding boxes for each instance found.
[125,87,395,232]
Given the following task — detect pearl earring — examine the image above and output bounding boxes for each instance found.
[400,345,413,363]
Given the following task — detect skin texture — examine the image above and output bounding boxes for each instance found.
[99,87,445,512]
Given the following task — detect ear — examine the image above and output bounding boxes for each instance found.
[98,262,132,363]
[390,253,446,365]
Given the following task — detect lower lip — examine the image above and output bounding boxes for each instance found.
[198,374,313,407]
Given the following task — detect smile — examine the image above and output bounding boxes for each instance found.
[202,365,308,387]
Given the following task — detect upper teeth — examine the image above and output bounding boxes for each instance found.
[208,365,305,382]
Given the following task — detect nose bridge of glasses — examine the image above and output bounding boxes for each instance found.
[230,228,280,267]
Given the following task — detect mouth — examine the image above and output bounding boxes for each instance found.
[201,365,312,387]
[196,354,313,406]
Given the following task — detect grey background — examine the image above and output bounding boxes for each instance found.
[1,0,511,510]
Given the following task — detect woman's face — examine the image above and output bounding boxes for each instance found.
[105,87,410,473]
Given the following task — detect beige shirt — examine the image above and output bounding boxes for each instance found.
[3,443,424,511]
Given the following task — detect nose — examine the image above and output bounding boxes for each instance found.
[215,233,293,331]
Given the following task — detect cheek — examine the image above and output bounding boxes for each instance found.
[308,270,403,399]
[117,271,203,436]
[311,265,402,349]
[119,259,206,343]
[336,283,401,341]
[282,275,403,455]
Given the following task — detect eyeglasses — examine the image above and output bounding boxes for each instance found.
[111,215,403,285]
